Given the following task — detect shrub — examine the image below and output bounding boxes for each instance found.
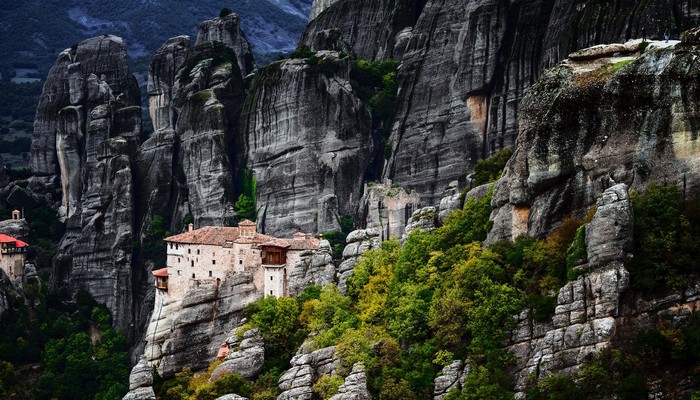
[312,375,344,399]
[472,148,513,186]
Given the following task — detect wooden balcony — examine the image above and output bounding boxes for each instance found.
[155,281,168,291]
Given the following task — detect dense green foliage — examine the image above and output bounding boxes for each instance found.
[235,168,257,222]
[472,148,513,186]
[350,59,399,125]
[140,214,171,268]
[628,184,700,293]
[0,289,129,399]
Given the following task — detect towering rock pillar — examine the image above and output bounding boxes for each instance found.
[31,36,142,333]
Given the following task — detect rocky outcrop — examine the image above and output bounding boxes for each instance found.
[328,362,371,400]
[337,229,380,294]
[143,273,261,378]
[211,328,265,381]
[31,35,140,177]
[147,36,190,133]
[215,395,248,400]
[0,218,30,242]
[237,51,372,236]
[380,0,700,205]
[288,240,336,298]
[358,182,421,241]
[402,206,437,239]
[29,36,142,334]
[0,269,15,318]
[0,155,6,185]
[122,357,156,400]
[277,345,339,400]
[308,0,341,21]
[196,14,256,77]
[300,0,416,61]
[433,360,469,400]
[507,184,633,396]
[489,33,700,242]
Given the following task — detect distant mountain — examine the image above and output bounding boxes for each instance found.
[0,0,312,78]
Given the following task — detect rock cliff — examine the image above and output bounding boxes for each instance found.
[301,0,417,61]
[143,273,261,378]
[237,51,372,236]
[196,14,257,77]
[277,345,339,400]
[31,35,142,334]
[489,33,700,242]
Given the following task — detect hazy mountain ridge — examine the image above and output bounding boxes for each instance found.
[0,0,311,77]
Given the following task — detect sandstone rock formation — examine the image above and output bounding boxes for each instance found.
[0,218,30,242]
[433,360,469,400]
[237,51,372,236]
[301,0,417,61]
[288,240,336,297]
[308,0,341,21]
[337,229,381,294]
[143,273,261,378]
[358,182,421,241]
[402,206,437,239]
[122,357,156,400]
[28,35,142,333]
[328,362,371,400]
[211,328,265,381]
[277,345,339,400]
[196,14,256,77]
[489,33,700,242]
[31,35,140,177]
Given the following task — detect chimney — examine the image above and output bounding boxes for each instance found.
[188,223,194,232]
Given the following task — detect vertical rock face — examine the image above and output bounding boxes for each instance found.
[144,274,261,377]
[277,345,339,400]
[300,0,416,61]
[337,228,380,294]
[196,14,257,77]
[328,362,371,400]
[308,0,341,21]
[31,35,140,177]
[33,36,142,334]
[379,0,700,205]
[489,35,700,242]
[358,183,421,241]
[237,52,372,236]
[288,240,336,297]
[148,36,191,133]
[210,328,266,381]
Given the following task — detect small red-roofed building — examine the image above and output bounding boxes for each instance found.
[0,233,28,282]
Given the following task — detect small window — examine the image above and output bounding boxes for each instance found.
[197,249,200,255]
[270,276,273,281]
[178,270,181,276]
[178,258,181,263]
[176,244,179,249]
[270,290,273,295]
[239,260,242,265]
[192,273,195,279]
[212,260,216,265]
[188,249,191,254]
[169,243,173,249]
[209,271,212,277]
[191,261,194,267]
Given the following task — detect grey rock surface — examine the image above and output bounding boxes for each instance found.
[433,360,470,400]
[585,184,633,269]
[211,328,265,380]
[301,0,416,61]
[328,362,371,400]
[403,206,437,240]
[288,240,336,298]
[237,52,372,236]
[277,345,339,400]
[308,0,341,21]
[215,395,249,400]
[196,13,256,77]
[31,35,140,177]
[489,34,700,242]
[31,35,143,334]
[0,219,30,242]
[358,182,421,241]
[121,387,156,400]
[144,273,262,378]
[337,228,380,294]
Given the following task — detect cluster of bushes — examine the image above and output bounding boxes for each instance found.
[472,148,513,186]
[350,59,399,126]
[0,288,129,399]
[322,216,356,262]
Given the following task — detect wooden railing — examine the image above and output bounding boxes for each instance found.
[155,281,168,290]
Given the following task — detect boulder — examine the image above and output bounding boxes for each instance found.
[210,329,265,380]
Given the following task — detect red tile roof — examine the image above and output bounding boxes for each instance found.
[164,226,319,250]
[0,234,28,247]
[152,268,169,277]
